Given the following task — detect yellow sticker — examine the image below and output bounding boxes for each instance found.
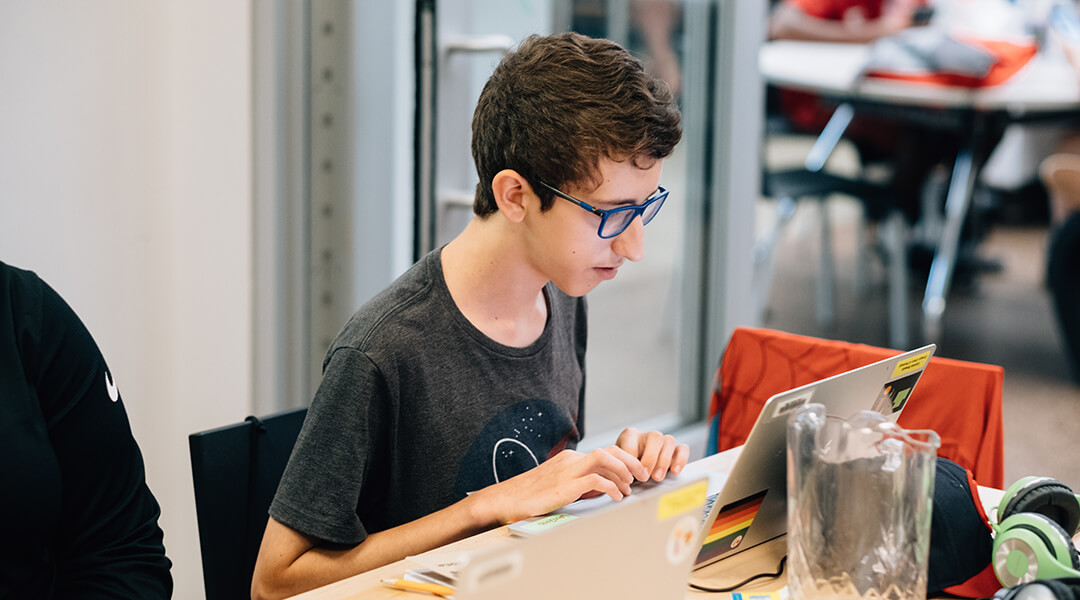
[657,479,708,521]
[892,351,931,378]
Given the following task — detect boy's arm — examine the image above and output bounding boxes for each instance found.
[251,445,650,599]
[251,501,488,600]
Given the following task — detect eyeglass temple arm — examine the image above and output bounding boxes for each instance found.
[547,185,605,217]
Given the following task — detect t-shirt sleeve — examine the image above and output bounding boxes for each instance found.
[24,275,172,599]
[269,347,389,546]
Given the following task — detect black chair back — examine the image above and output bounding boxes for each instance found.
[189,407,307,600]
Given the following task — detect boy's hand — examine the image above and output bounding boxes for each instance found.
[614,427,689,482]
[473,446,650,526]
[469,429,688,528]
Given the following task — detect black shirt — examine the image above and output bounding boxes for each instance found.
[0,261,171,599]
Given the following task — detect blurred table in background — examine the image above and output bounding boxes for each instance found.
[759,40,1080,344]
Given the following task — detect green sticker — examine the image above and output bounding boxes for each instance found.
[518,513,578,533]
[892,388,910,410]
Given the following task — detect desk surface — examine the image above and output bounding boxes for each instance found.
[759,40,1080,114]
[287,449,1018,600]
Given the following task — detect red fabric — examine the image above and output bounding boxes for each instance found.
[708,327,1005,487]
[779,89,833,132]
[943,564,1002,598]
[778,90,901,157]
[964,466,993,526]
[790,0,885,20]
[941,468,1001,598]
[864,38,1038,88]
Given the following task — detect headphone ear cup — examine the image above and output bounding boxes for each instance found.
[1045,518,1080,571]
[996,579,1080,600]
[1003,480,1080,536]
[994,514,1080,587]
[1038,578,1080,600]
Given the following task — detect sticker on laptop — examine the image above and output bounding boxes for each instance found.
[731,592,786,600]
[696,490,768,565]
[891,351,931,378]
[870,371,924,414]
[772,391,814,420]
[657,479,708,521]
[666,514,701,565]
[508,512,578,536]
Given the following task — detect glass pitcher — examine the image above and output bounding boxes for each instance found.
[787,404,941,600]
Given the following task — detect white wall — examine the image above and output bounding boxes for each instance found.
[0,2,253,598]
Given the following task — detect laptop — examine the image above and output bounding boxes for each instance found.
[691,343,936,570]
[426,474,710,599]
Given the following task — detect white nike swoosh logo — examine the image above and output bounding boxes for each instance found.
[105,371,119,402]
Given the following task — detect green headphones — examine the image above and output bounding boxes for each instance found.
[993,476,1080,587]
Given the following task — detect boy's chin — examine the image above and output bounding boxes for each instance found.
[550,279,598,298]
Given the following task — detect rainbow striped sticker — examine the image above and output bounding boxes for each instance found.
[696,490,768,564]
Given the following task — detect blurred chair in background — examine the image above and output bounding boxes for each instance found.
[756,97,912,349]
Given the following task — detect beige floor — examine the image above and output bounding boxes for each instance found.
[760,187,1080,490]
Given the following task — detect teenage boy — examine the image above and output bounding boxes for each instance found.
[252,32,686,599]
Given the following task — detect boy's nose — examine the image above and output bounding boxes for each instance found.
[611,216,645,262]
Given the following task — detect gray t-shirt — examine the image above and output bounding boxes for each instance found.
[270,248,587,545]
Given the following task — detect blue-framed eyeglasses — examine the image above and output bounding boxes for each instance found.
[538,181,669,239]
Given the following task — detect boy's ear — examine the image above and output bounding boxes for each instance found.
[491,169,535,223]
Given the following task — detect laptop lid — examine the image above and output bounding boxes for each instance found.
[693,344,936,570]
[456,474,709,599]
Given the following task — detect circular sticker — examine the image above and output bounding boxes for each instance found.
[666,515,700,565]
